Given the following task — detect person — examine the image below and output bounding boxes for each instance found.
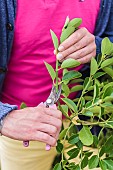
[0,0,113,170]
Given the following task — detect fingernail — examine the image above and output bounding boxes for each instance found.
[50,104,57,109]
[38,102,43,106]
[57,53,63,61]
[58,45,64,52]
[53,49,57,55]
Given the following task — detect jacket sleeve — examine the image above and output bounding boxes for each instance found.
[0,102,17,120]
[95,2,113,55]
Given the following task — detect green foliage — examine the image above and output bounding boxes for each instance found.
[50,29,59,50]
[79,126,93,146]
[20,102,27,109]
[44,61,56,81]
[61,58,80,69]
[46,16,113,170]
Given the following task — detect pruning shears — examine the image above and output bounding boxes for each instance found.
[23,84,62,150]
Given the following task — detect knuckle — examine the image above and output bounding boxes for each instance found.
[73,43,80,51]
[57,111,62,120]
[36,112,42,120]
[93,43,96,50]
[76,32,81,39]
[51,139,57,146]
[51,126,57,135]
[57,119,62,129]
[83,57,88,63]
[78,50,84,57]
[81,27,88,33]
[92,51,96,57]
[91,35,95,41]
[63,48,71,57]
[42,133,49,142]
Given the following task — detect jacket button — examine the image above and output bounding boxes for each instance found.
[6,23,13,31]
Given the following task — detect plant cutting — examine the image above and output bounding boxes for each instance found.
[44,16,113,170]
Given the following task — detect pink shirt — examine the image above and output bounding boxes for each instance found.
[1,0,100,108]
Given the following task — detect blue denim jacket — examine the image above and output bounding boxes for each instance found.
[0,0,113,119]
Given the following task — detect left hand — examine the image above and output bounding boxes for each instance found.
[56,27,96,64]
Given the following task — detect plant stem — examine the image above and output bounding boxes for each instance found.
[55,60,59,92]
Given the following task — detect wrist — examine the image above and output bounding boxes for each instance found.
[0,102,18,135]
[0,115,7,135]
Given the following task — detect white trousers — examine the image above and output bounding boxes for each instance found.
[0,136,56,170]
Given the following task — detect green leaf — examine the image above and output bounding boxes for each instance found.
[101,58,113,68]
[79,126,93,146]
[81,156,88,169]
[102,67,113,78]
[101,37,113,57]
[102,86,113,98]
[106,121,113,129]
[84,151,93,157]
[63,16,70,29]
[82,110,93,117]
[59,104,69,118]
[68,134,79,144]
[76,140,83,149]
[62,98,77,113]
[75,165,80,170]
[83,77,92,90]
[20,102,27,109]
[53,163,61,170]
[67,163,76,169]
[104,136,113,153]
[88,155,99,169]
[97,53,102,64]
[103,159,113,170]
[50,29,59,49]
[93,83,99,101]
[62,83,70,97]
[62,71,82,83]
[67,148,80,160]
[68,18,82,28]
[44,61,56,81]
[70,78,84,84]
[103,96,113,102]
[99,160,107,170]
[61,58,80,69]
[90,57,98,76]
[59,128,68,140]
[70,85,83,93]
[93,135,99,147]
[60,26,75,43]
[93,72,105,79]
[56,142,63,153]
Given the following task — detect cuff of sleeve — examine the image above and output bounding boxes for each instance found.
[0,102,18,120]
[95,36,103,56]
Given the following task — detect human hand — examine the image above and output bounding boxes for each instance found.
[56,27,96,64]
[1,104,62,147]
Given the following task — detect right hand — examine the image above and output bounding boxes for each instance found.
[1,104,62,147]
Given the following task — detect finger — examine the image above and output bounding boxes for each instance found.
[44,108,62,120]
[38,102,44,106]
[57,35,95,61]
[35,105,62,120]
[41,114,62,131]
[60,42,96,62]
[49,104,57,110]
[34,131,57,146]
[36,122,57,138]
[58,27,87,52]
[77,53,96,64]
